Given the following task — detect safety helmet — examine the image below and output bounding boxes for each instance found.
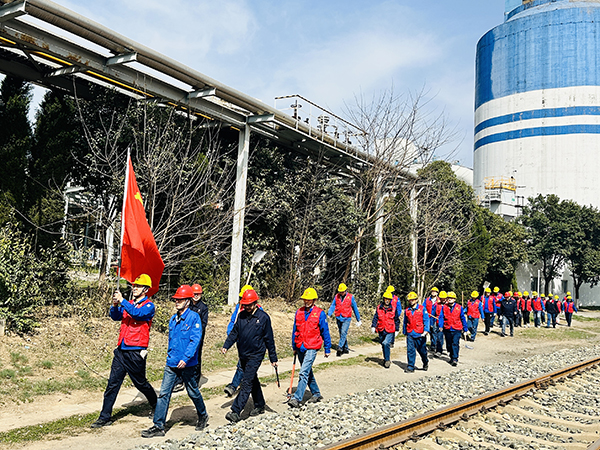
[383,291,393,299]
[532,291,538,296]
[240,289,259,305]
[505,291,512,297]
[407,291,418,300]
[484,287,491,293]
[513,291,519,297]
[439,291,448,299]
[133,274,152,288]
[447,291,457,299]
[431,287,439,292]
[471,291,479,298]
[493,287,500,293]
[172,285,193,299]
[566,291,571,296]
[386,285,395,293]
[567,295,572,299]
[554,295,559,299]
[191,284,203,294]
[540,294,545,298]
[301,288,318,300]
[523,291,529,297]
[338,283,348,292]
[239,284,253,297]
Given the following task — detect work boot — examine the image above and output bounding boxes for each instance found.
[195,414,209,430]
[451,360,458,367]
[249,406,265,416]
[308,394,323,403]
[225,411,241,423]
[336,349,342,357]
[90,418,112,428]
[343,348,349,354]
[404,368,414,373]
[384,360,391,368]
[423,363,429,371]
[224,384,236,397]
[287,397,301,408]
[141,425,165,438]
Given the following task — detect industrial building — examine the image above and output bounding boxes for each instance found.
[474,0,600,305]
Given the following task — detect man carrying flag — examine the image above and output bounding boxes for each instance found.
[91,154,164,428]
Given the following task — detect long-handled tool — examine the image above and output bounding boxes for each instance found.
[462,332,474,349]
[286,353,297,398]
[275,365,280,388]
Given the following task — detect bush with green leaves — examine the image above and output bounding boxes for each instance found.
[0,223,71,333]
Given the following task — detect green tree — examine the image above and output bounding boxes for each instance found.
[520,194,572,293]
[0,76,32,213]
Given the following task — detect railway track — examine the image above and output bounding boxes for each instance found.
[323,356,600,450]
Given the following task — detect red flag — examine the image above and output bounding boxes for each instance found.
[119,155,164,297]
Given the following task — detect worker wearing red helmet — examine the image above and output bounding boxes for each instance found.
[221,289,278,423]
[190,284,208,379]
[142,285,208,438]
[91,274,157,429]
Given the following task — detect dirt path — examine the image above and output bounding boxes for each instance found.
[2,317,598,450]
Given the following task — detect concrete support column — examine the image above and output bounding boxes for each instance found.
[227,124,251,305]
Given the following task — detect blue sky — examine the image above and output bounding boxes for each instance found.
[22,0,506,167]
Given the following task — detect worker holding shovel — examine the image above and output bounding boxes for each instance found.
[287,288,331,408]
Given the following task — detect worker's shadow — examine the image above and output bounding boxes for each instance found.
[164,405,200,431]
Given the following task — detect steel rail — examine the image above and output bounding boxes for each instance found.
[321,356,600,450]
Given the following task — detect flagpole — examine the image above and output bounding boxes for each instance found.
[116,148,131,293]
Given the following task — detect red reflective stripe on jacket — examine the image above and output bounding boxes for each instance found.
[294,306,324,350]
[442,304,463,330]
[405,305,425,334]
[467,300,481,318]
[376,303,397,333]
[117,299,152,348]
[334,293,353,318]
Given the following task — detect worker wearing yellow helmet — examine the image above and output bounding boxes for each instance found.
[481,286,496,335]
[288,288,331,407]
[466,291,483,341]
[438,291,468,367]
[563,294,577,327]
[521,291,532,328]
[223,285,259,397]
[402,291,429,372]
[431,291,447,356]
[92,274,157,429]
[327,283,361,357]
[371,290,402,368]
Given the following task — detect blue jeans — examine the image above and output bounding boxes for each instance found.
[336,318,351,351]
[467,317,479,341]
[406,335,428,370]
[547,313,557,327]
[154,365,207,429]
[502,315,514,336]
[534,310,542,327]
[378,331,394,361]
[293,349,320,402]
[443,329,461,362]
[230,360,243,388]
[431,327,444,353]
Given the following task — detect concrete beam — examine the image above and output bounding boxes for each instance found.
[227,124,251,305]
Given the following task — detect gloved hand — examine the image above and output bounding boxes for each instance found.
[356,321,362,328]
[371,327,376,334]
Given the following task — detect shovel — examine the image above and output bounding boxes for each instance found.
[286,353,297,399]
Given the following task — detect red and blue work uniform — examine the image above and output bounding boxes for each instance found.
[466,299,483,341]
[532,297,544,327]
[431,302,445,353]
[372,302,401,363]
[563,300,577,327]
[98,296,157,422]
[402,304,430,371]
[481,294,496,334]
[328,292,361,353]
[439,303,468,365]
[291,305,331,402]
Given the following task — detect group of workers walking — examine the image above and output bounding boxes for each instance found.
[89,275,579,438]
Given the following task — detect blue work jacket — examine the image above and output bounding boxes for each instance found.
[166,308,202,368]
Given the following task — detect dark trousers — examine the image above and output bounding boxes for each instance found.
[523,310,530,325]
[99,348,157,421]
[231,357,265,415]
[443,329,461,362]
[484,313,494,333]
[565,312,573,326]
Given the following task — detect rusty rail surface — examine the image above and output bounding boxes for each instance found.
[322,356,600,450]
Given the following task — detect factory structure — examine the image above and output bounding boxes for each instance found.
[474,0,600,305]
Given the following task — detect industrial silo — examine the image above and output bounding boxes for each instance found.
[474,0,600,213]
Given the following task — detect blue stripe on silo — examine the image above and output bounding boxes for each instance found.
[475,4,600,109]
[474,124,600,150]
[474,106,600,135]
